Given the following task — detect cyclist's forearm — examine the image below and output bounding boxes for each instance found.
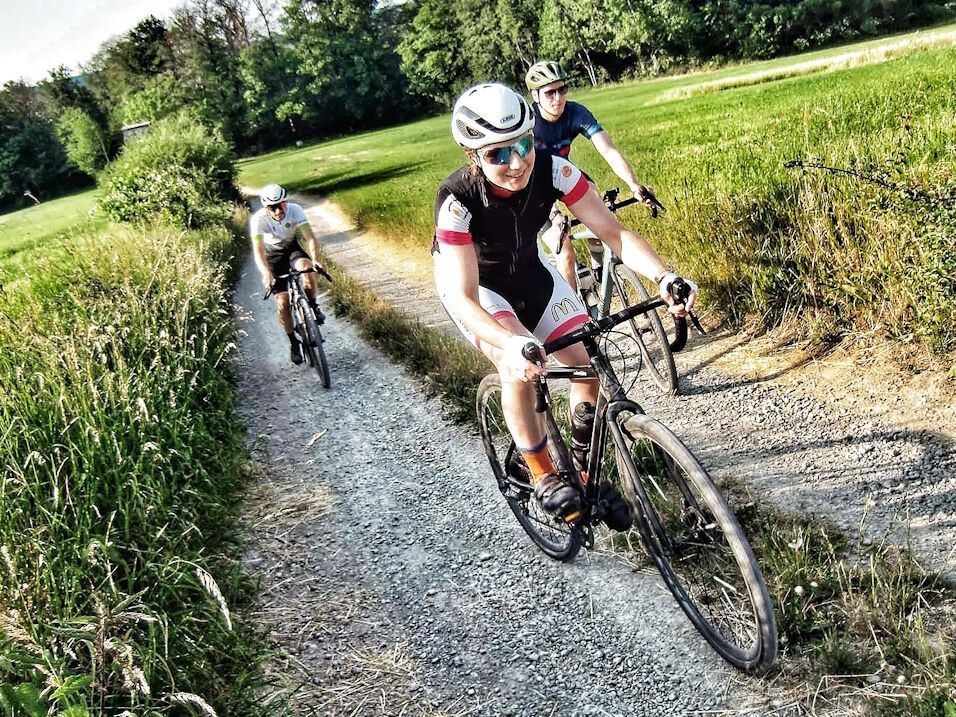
[305,237,321,264]
[604,148,642,191]
[300,227,321,263]
[252,239,270,276]
[617,231,668,283]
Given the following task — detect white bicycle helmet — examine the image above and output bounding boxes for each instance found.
[260,183,287,206]
[525,61,568,91]
[451,83,535,150]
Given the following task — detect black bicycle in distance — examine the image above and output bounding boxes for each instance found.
[476,283,778,674]
[265,266,332,388]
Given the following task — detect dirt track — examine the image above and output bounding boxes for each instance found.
[234,194,955,715]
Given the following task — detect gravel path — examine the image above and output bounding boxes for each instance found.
[298,197,956,579]
[236,193,954,715]
[233,253,778,716]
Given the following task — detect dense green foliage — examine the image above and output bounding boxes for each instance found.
[0,220,272,714]
[3,0,953,209]
[99,112,236,228]
[55,108,112,176]
[241,46,956,359]
[0,82,89,208]
[398,0,955,101]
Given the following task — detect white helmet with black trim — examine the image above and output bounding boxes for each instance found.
[451,83,535,150]
[260,183,287,206]
[525,61,568,91]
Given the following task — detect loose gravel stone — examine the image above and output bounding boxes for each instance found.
[233,252,777,715]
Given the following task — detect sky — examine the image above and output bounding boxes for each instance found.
[0,0,185,86]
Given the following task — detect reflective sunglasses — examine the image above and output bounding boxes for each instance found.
[481,133,534,166]
[543,84,569,99]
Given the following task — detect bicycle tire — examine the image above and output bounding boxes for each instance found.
[608,265,678,395]
[612,411,778,673]
[298,298,331,388]
[477,374,581,561]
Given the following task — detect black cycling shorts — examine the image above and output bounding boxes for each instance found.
[267,247,309,293]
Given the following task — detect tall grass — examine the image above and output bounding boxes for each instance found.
[0,221,272,714]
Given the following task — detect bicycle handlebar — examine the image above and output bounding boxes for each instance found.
[567,187,666,229]
[520,276,702,363]
[262,265,333,300]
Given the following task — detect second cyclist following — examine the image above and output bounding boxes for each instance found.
[433,82,698,523]
[525,60,660,291]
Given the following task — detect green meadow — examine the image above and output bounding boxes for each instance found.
[240,33,956,359]
[0,188,100,266]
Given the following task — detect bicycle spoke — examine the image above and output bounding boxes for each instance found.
[614,413,777,672]
[477,375,580,561]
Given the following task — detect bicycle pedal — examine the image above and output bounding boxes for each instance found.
[562,507,584,524]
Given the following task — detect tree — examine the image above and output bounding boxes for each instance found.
[55,107,110,176]
[117,15,172,80]
[122,75,187,124]
[168,1,250,145]
[0,82,82,207]
[281,0,417,133]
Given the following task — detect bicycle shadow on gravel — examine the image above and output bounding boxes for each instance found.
[674,328,819,397]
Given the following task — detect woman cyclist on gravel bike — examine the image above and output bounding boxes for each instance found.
[250,183,329,365]
[433,83,698,522]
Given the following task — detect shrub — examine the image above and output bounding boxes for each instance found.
[99,111,236,228]
[100,162,231,228]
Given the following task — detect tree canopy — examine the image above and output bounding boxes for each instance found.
[2,0,951,209]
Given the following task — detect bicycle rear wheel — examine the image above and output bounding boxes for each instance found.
[477,374,581,561]
[608,265,678,395]
[300,299,331,388]
[612,411,778,673]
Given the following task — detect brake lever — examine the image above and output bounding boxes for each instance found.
[638,188,667,218]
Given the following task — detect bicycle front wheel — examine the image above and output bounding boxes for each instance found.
[612,412,778,673]
[300,300,331,388]
[477,374,580,561]
[608,265,678,395]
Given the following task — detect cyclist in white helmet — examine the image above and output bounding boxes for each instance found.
[433,82,697,523]
[250,183,329,365]
[526,60,659,290]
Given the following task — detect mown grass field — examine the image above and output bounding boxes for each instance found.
[240,26,956,363]
[0,188,100,265]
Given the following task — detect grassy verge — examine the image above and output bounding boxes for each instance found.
[314,249,954,714]
[0,217,276,715]
[729,488,956,715]
[315,246,486,423]
[0,188,101,268]
[240,35,956,366]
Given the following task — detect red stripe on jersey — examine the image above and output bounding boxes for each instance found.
[545,313,589,343]
[562,175,589,206]
[492,310,518,322]
[436,228,472,245]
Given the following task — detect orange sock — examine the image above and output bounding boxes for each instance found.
[518,438,556,484]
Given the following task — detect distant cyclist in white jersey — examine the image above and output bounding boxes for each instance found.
[250,183,328,365]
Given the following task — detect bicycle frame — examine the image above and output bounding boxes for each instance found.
[568,225,619,319]
[531,298,663,518]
